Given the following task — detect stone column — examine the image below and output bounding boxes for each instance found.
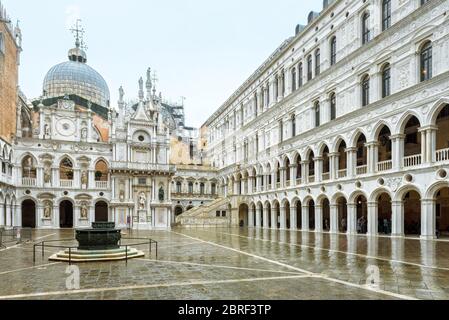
[329,153,339,181]
[290,165,297,186]
[391,200,404,237]
[347,203,357,235]
[0,203,4,226]
[248,206,255,228]
[256,207,262,227]
[271,207,278,229]
[315,205,323,232]
[290,205,297,230]
[5,204,11,227]
[302,205,309,231]
[366,141,378,174]
[280,206,287,229]
[330,204,338,234]
[314,157,323,183]
[15,204,22,228]
[423,126,437,163]
[301,161,309,184]
[36,166,44,188]
[421,199,436,240]
[367,201,378,236]
[263,206,270,229]
[391,134,405,171]
[346,147,357,178]
[271,171,276,190]
[420,128,427,164]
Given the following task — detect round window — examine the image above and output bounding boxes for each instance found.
[138,136,145,142]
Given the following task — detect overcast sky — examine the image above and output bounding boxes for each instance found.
[4,0,322,127]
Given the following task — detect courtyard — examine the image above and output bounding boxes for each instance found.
[0,228,449,300]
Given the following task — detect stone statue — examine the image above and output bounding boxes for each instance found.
[81,170,88,187]
[44,124,51,138]
[44,167,51,184]
[81,128,88,140]
[119,86,125,102]
[43,201,52,219]
[80,204,88,219]
[138,192,146,210]
[159,186,165,202]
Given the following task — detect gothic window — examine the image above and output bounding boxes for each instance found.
[382,0,391,31]
[381,63,391,98]
[420,41,432,82]
[362,12,371,45]
[361,74,370,107]
[330,36,337,66]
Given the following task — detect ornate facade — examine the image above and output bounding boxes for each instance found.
[189,0,449,239]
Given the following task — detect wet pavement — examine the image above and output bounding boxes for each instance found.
[1,227,449,300]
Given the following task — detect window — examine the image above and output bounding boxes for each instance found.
[330,93,336,120]
[307,55,313,81]
[381,64,391,98]
[314,102,321,128]
[261,88,265,109]
[362,12,371,45]
[291,67,297,92]
[60,158,74,180]
[361,75,370,107]
[176,181,182,193]
[315,49,321,76]
[188,182,194,194]
[95,160,108,182]
[274,76,279,101]
[382,0,391,31]
[22,156,37,178]
[200,183,205,195]
[189,141,194,159]
[0,33,4,54]
[266,83,270,105]
[330,37,337,66]
[421,0,429,5]
[291,114,296,137]
[211,183,216,195]
[420,41,432,82]
[298,63,303,87]
[281,72,285,96]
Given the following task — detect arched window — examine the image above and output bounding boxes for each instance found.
[94,160,108,182]
[211,183,216,195]
[298,63,303,87]
[274,76,279,101]
[420,41,432,82]
[361,75,370,107]
[176,181,182,193]
[315,49,321,76]
[381,63,391,98]
[314,102,321,128]
[382,0,391,31]
[330,36,337,66]
[188,182,194,194]
[330,93,337,121]
[266,83,270,105]
[291,67,297,92]
[60,158,74,180]
[362,12,371,45]
[22,156,36,179]
[307,55,313,81]
[281,71,285,96]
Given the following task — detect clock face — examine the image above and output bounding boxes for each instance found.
[56,118,76,137]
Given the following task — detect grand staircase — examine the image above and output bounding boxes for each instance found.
[175,197,231,227]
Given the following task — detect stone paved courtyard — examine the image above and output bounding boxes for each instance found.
[1,228,449,300]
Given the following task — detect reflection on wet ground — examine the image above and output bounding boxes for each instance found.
[1,227,449,300]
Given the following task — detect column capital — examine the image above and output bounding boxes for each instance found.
[365,141,379,147]
[300,160,310,165]
[418,125,438,132]
[313,157,323,162]
[345,147,357,153]
[390,134,406,141]
[328,152,340,157]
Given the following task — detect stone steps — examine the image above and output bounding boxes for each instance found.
[49,247,145,262]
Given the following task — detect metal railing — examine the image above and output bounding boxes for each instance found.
[33,237,158,265]
[0,227,32,248]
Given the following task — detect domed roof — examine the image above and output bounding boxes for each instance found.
[43,47,110,108]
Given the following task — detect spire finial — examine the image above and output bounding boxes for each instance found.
[151,71,158,96]
[138,77,144,101]
[146,67,152,99]
[70,19,87,50]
